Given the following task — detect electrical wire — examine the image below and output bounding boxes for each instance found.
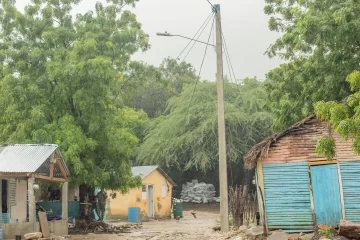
[186,16,216,118]
[222,33,238,83]
[212,21,216,52]
[206,0,216,10]
[176,11,214,60]
[213,6,239,84]
[181,12,214,62]
[223,42,234,82]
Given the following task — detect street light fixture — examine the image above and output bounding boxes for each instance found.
[156,32,215,47]
[156,32,172,37]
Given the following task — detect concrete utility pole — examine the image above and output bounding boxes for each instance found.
[156,3,229,231]
[215,4,229,232]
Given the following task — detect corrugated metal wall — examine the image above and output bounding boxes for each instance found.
[263,162,313,232]
[340,161,360,222]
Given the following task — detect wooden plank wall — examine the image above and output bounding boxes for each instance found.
[263,119,360,165]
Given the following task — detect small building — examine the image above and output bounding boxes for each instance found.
[0,144,70,239]
[245,115,360,233]
[107,166,176,220]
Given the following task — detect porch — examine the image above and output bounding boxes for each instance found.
[0,144,71,239]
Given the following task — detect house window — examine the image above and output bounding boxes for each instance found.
[162,185,167,198]
[142,185,147,200]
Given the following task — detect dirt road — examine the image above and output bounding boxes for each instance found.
[71,211,225,240]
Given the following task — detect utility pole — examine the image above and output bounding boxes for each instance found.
[215,4,229,232]
[156,4,229,231]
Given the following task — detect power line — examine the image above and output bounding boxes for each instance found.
[223,43,234,82]
[182,12,214,62]
[222,33,238,83]
[212,6,238,84]
[186,16,215,118]
[176,11,214,60]
[206,0,216,10]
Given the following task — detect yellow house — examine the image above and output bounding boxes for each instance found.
[107,166,176,220]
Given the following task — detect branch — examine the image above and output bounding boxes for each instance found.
[113,75,135,103]
[68,97,78,117]
[52,18,61,26]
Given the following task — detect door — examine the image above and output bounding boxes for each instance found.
[1,180,7,213]
[311,164,342,226]
[148,185,154,217]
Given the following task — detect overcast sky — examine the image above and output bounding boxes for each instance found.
[16,0,283,81]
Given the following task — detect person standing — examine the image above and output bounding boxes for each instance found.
[96,189,107,221]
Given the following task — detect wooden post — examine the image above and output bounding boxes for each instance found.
[62,182,68,223]
[49,163,54,179]
[337,163,346,220]
[257,160,268,234]
[50,153,56,180]
[308,164,316,229]
[27,178,36,226]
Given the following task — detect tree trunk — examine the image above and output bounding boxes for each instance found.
[339,220,360,239]
[79,185,95,219]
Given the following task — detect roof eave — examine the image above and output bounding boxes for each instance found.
[244,114,317,169]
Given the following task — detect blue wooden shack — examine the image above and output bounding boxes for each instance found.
[244,115,360,233]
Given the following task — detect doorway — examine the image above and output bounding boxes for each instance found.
[148,185,154,217]
[310,164,342,226]
[1,180,8,214]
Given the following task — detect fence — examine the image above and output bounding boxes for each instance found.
[37,201,80,218]
[229,185,257,227]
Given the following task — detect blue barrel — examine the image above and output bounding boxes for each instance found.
[128,207,140,223]
[0,228,4,240]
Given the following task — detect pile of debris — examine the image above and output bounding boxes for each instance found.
[180,180,219,203]
[24,233,71,240]
[72,219,142,234]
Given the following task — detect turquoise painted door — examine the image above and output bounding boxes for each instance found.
[311,164,342,226]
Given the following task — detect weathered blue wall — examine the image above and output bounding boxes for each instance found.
[263,162,313,232]
[340,161,360,223]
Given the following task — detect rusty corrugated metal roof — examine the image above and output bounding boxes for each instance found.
[0,144,70,177]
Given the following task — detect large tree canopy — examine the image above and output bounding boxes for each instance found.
[137,78,273,171]
[264,0,360,130]
[120,58,198,118]
[0,0,149,191]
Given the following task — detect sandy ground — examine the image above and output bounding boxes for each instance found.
[71,211,226,240]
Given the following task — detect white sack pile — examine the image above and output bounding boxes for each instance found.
[180,179,220,203]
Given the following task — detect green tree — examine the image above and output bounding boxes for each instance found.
[137,78,273,171]
[265,57,349,131]
[264,0,360,130]
[314,71,360,159]
[159,57,198,94]
[0,0,149,192]
[120,59,198,118]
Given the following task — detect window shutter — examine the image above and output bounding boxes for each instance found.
[142,185,147,200]
[162,185,166,198]
[8,178,16,206]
